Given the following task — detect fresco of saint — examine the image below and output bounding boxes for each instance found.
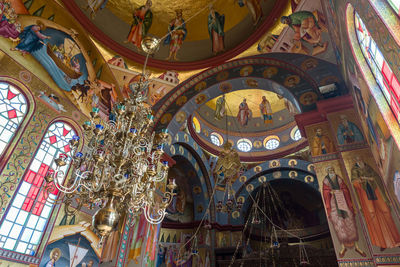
[125,0,153,49]
[311,128,335,156]
[208,5,225,55]
[281,10,327,55]
[237,0,263,25]
[44,248,61,267]
[11,21,50,56]
[86,0,108,19]
[337,114,364,145]
[259,95,272,124]
[322,166,365,258]
[237,98,251,126]
[351,156,400,249]
[214,94,225,120]
[11,21,89,91]
[0,2,21,39]
[164,9,187,61]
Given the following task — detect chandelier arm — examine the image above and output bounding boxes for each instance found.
[52,169,86,194]
[142,205,166,225]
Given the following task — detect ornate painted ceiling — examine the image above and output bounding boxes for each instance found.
[63,0,287,70]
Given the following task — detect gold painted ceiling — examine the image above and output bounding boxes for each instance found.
[106,0,249,41]
[71,0,284,64]
[206,89,286,118]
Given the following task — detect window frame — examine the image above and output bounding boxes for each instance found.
[0,120,79,261]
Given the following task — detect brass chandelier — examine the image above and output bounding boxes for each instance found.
[45,64,176,244]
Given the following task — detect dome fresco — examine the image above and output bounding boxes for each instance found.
[64,0,287,69]
[1,0,400,266]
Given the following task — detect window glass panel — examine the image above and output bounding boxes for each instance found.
[355,12,400,123]
[20,228,33,243]
[35,218,46,231]
[18,182,31,196]
[0,83,27,156]
[6,207,19,222]
[0,221,12,236]
[15,242,27,254]
[15,210,28,225]
[4,239,16,250]
[388,0,400,14]
[9,224,22,239]
[0,122,76,255]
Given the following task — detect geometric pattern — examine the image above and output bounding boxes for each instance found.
[0,122,76,255]
[0,82,27,156]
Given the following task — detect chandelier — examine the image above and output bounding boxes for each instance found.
[44,39,176,244]
[213,97,242,213]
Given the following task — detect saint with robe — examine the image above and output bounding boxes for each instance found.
[311,128,334,156]
[214,94,225,120]
[125,0,153,49]
[44,248,61,267]
[164,9,187,61]
[208,6,225,55]
[12,21,50,56]
[351,156,400,249]
[281,10,323,46]
[0,3,20,39]
[322,166,365,257]
[237,0,263,25]
[86,0,108,19]
[337,114,364,145]
[237,98,251,127]
[259,95,272,124]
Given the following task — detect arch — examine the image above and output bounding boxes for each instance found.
[152,53,345,158]
[0,121,77,256]
[229,159,317,225]
[0,77,35,168]
[346,3,400,148]
[169,131,215,222]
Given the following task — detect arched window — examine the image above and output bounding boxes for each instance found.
[354,11,400,122]
[0,121,76,255]
[237,138,252,152]
[263,136,280,150]
[290,126,302,141]
[210,132,223,147]
[0,82,28,156]
[388,0,400,14]
[192,116,201,133]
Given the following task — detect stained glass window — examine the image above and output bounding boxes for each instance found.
[210,132,223,147]
[388,0,400,15]
[0,122,76,255]
[0,82,27,156]
[355,12,400,122]
[237,138,252,152]
[265,138,280,150]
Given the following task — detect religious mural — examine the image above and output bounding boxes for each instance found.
[125,0,153,49]
[10,19,91,92]
[342,150,400,252]
[164,158,195,224]
[327,109,365,151]
[39,222,101,267]
[314,160,368,259]
[305,123,336,158]
[258,0,336,63]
